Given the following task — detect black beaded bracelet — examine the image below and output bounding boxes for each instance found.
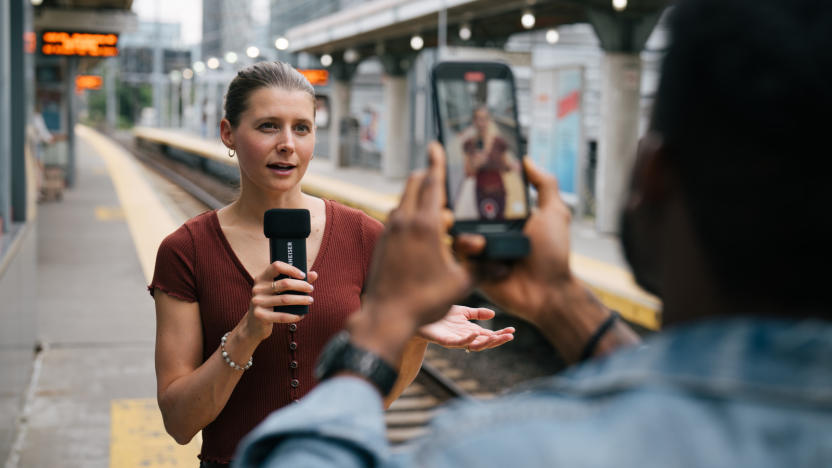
[578,311,619,362]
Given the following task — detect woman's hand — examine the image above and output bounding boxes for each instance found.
[242,261,318,343]
[417,305,515,352]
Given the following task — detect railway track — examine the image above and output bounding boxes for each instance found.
[120,134,490,446]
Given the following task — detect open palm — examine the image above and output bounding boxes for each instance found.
[417,305,515,352]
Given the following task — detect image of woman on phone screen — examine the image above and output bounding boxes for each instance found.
[458,105,520,220]
[148,62,514,467]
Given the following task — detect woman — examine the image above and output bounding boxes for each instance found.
[149,62,514,467]
[461,106,519,220]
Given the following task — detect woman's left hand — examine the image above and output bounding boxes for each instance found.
[416,305,515,352]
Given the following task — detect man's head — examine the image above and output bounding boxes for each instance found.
[622,0,832,319]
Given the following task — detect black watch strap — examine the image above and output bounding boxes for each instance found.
[315,331,399,397]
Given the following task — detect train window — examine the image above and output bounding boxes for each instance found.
[315,95,330,130]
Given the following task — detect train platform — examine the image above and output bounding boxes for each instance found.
[8,125,199,467]
[8,125,659,467]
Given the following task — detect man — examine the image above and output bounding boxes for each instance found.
[234,0,832,465]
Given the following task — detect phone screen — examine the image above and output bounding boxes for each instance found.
[434,65,528,224]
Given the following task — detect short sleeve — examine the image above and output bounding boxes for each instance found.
[148,224,198,302]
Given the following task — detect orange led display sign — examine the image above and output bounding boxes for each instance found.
[41,31,119,57]
[298,69,329,86]
[75,75,103,92]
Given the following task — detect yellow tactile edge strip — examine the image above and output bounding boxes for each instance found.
[133,127,661,330]
[76,125,201,467]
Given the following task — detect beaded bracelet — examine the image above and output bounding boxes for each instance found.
[220,332,253,371]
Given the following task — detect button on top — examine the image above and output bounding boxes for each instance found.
[290,379,299,388]
[289,360,298,369]
[289,341,297,351]
[288,323,297,332]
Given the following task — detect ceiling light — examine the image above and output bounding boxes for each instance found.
[521,11,536,29]
[410,34,424,51]
[459,24,472,41]
[274,36,290,51]
[343,48,360,64]
[545,28,560,44]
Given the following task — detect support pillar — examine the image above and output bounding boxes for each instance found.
[105,59,117,129]
[327,58,357,166]
[595,52,641,233]
[380,55,415,179]
[66,56,78,188]
[587,7,661,233]
[170,79,180,128]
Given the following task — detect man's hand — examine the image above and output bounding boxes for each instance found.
[455,158,574,327]
[350,143,473,364]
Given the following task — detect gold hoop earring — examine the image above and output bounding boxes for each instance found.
[228,148,236,158]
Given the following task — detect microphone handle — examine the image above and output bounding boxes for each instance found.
[269,237,309,315]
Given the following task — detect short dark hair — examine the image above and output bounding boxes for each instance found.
[223,61,315,127]
[652,0,832,308]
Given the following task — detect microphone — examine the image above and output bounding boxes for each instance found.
[264,209,311,315]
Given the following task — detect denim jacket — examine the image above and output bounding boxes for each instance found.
[234,317,832,467]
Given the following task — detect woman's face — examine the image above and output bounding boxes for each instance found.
[224,86,316,195]
[473,108,490,135]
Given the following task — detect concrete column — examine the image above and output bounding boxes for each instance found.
[181,77,192,131]
[328,79,351,166]
[105,59,117,129]
[194,78,205,136]
[595,52,642,233]
[152,35,163,127]
[66,56,78,188]
[382,74,410,179]
[170,80,180,128]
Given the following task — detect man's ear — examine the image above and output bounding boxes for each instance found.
[219,119,234,149]
[631,132,673,207]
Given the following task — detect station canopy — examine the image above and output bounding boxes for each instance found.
[287,0,669,58]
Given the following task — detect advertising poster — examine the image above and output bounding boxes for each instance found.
[529,67,584,206]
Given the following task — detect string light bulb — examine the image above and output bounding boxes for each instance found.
[246,46,260,58]
[320,54,333,67]
[224,51,238,64]
[206,57,220,69]
[612,0,627,11]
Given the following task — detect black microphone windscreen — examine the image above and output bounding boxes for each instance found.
[263,209,311,238]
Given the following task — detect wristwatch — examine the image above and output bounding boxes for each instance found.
[315,331,399,397]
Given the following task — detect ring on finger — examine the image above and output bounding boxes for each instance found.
[272,280,277,292]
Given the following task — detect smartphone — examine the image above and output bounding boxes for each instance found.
[431,61,531,258]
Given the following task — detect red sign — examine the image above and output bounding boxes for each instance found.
[464,71,485,82]
[76,75,103,92]
[41,32,119,57]
[557,90,580,119]
[297,69,329,86]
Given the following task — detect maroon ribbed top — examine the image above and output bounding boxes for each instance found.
[149,199,383,463]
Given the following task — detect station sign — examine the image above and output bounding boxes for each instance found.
[75,75,103,92]
[297,69,329,87]
[41,31,119,57]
